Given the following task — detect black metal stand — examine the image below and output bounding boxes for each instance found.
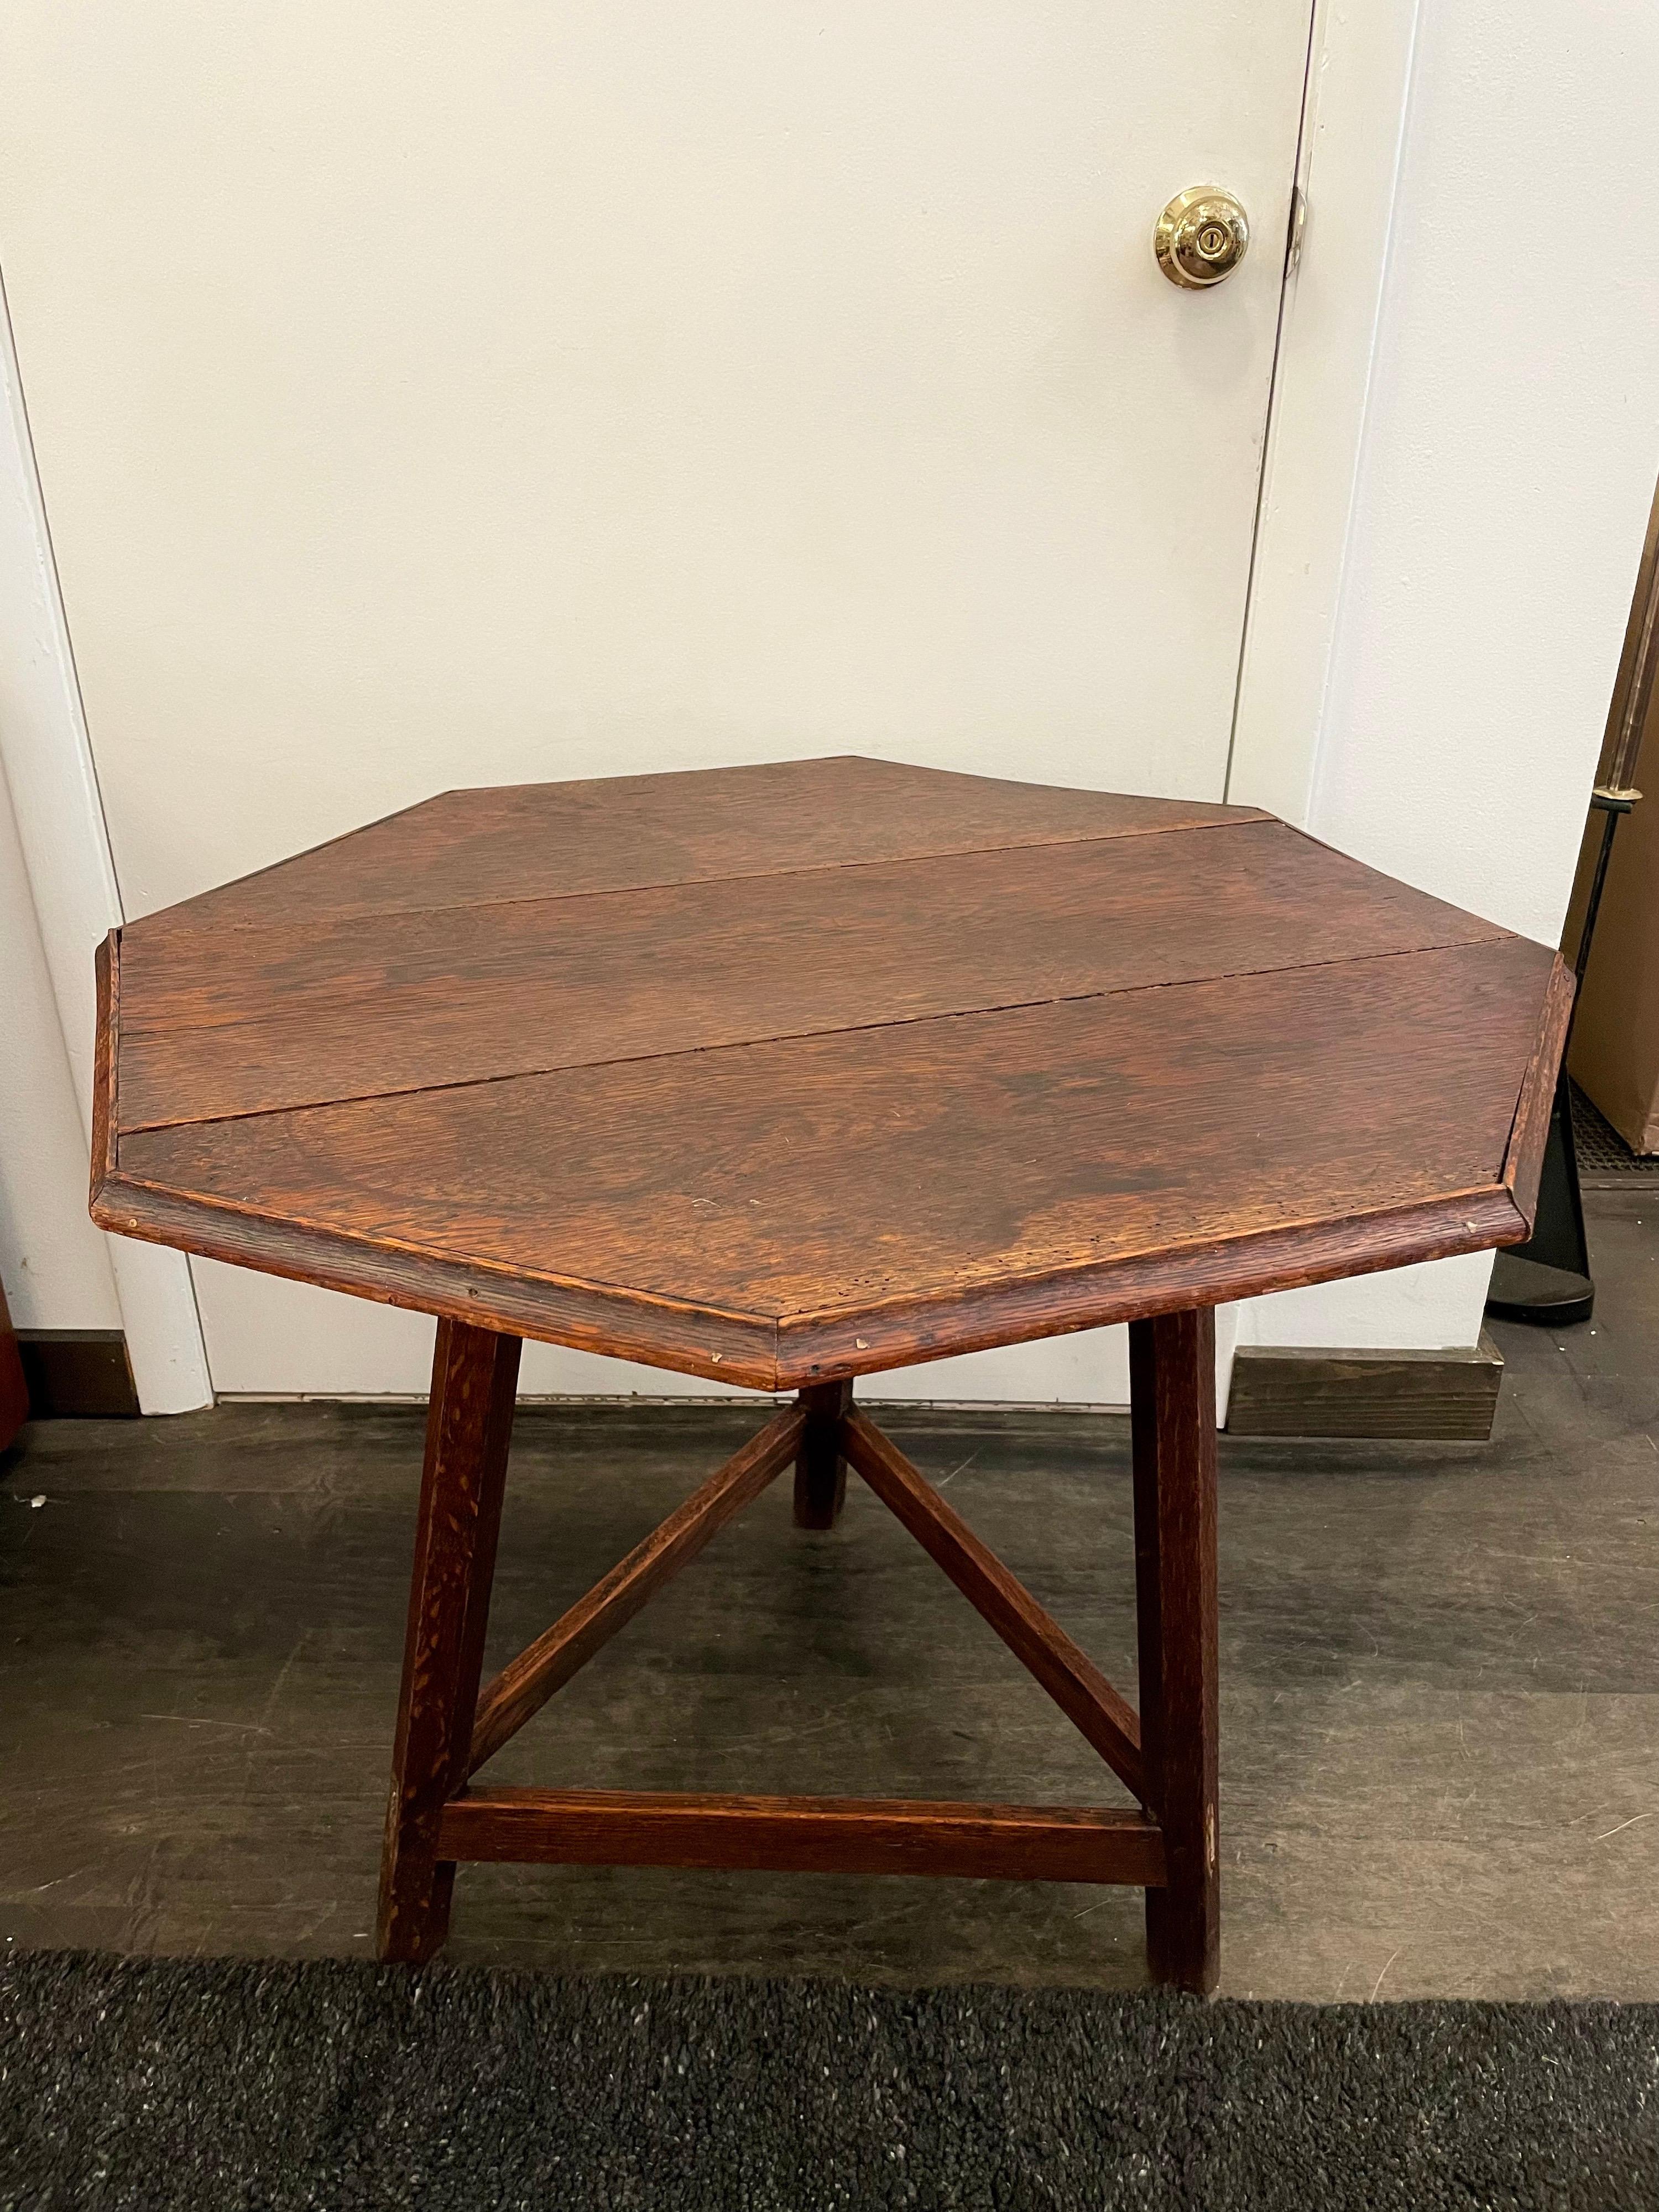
[1487,789,1636,1327]
[1485,1070,1594,1322]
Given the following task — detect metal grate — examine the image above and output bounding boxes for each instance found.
[1572,1084,1659,1180]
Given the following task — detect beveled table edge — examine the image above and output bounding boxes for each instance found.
[91,935,1571,1394]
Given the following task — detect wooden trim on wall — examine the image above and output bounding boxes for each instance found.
[1225,1330,1504,1441]
[0,1277,28,1448]
[6,1331,1510,1437]
[15,1329,140,1420]
[0,270,212,1415]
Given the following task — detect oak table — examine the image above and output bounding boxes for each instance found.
[91,757,1569,1992]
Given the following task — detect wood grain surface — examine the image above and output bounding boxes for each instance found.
[1131,1308,1220,1994]
[135,755,1264,936]
[377,1318,520,1964]
[92,758,1571,1386]
[114,818,1504,1129]
[435,1786,1167,1885]
[1225,1335,1506,1442]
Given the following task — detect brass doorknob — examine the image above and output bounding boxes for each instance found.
[1154,186,1250,289]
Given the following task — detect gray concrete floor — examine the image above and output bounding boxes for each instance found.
[3,1186,1655,2000]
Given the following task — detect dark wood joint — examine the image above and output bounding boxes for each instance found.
[793,1378,853,1528]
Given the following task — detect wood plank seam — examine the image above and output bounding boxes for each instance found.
[113,932,1518,1133]
[121,830,1500,1041]
[137,805,1277,943]
[121,816,1282,982]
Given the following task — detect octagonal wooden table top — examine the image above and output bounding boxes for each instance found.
[92,756,1570,1391]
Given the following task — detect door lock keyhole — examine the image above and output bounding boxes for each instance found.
[1154,187,1250,289]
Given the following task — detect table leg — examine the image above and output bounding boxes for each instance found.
[793,1379,853,1528]
[377,1317,521,1963]
[1130,1307,1219,1994]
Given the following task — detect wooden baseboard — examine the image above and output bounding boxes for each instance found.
[1225,1331,1504,1442]
[0,1280,27,1450]
[6,1329,1504,1436]
[15,1331,140,1420]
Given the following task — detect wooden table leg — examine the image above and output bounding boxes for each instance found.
[793,1379,853,1528]
[377,1317,521,1963]
[1130,1307,1219,1994]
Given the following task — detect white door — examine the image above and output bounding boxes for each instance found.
[0,2,1315,1401]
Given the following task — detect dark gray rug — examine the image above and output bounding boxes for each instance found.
[1,1950,1654,2211]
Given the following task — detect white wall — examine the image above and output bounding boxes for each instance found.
[187,1258,1143,1406]
[0,271,212,1407]
[6,1,1658,1392]
[0,0,1317,1408]
[1232,0,1659,1358]
[1307,0,1659,943]
[0,762,122,1331]
[0,1,1310,924]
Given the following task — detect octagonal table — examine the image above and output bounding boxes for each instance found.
[91,757,1569,1990]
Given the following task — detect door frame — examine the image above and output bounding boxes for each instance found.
[0,0,1417,1412]
[0,267,213,1413]
[1226,0,1422,821]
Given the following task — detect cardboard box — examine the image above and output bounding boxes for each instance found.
[1568,597,1659,1154]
